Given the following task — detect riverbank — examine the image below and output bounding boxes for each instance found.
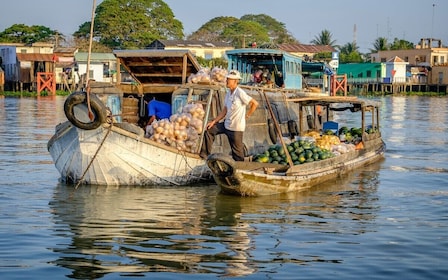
[0,90,70,97]
[1,90,447,98]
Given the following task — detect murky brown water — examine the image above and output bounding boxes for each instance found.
[0,95,447,279]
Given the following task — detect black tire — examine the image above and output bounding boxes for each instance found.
[64,91,108,130]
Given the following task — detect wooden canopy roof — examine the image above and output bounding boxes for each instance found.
[113,49,201,87]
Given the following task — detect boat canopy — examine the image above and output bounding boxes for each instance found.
[226,48,303,89]
[302,61,334,76]
[113,49,201,86]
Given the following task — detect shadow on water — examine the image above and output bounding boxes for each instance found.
[48,160,383,278]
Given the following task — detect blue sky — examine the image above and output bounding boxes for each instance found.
[1,0,446,53]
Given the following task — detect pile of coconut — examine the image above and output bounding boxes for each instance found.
[188,67,228,84]
[145,103,205,153]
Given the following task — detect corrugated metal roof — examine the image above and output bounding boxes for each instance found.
[279,43,336,53]
[75,52,116,62]
[16,53,54,62]
[153,39,233,48]
[54,47,77,56]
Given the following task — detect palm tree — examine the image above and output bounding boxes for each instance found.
[371,37,389,53]
[390,38,414,50]
[339,42,358,55]
[310,29,337,47]
[338,42,363,63]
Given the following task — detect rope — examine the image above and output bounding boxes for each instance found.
[74,122,113,189]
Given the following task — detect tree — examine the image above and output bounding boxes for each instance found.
[221,21,271,48]
[187,16,239,42]
[390,38,414,50]
[338,42,363,63]
[74,0,183,49]
[240,14,298,44]
[310,29,337,47]
[0,24,59,44]
[188,14,297,47]
[371,37,389,53]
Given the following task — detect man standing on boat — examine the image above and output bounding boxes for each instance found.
[200,70,259,161]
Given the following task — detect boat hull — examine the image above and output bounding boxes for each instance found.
[207,137,386,196]
[48,121,212,186]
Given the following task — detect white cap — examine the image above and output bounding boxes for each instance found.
[226,70,242,80]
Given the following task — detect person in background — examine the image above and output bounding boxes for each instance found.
[146,98,171,126]
[261,68,272,83]
[275,71,285,88]
[253,69,263,83]
[200,70,259,161]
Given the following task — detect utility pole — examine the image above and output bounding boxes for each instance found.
[431,3,435,38]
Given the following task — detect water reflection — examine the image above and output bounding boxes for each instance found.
[49,163,382,278]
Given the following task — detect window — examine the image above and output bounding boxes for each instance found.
[366,70,372,78]
[433,55,438,64]
[204,51,213,60]
[103,63,110,77]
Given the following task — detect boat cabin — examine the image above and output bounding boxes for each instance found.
[226,48,303,90]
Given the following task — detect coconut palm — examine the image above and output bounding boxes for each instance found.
[338,42,363,63]
[310,29,337,47]
[371,37,389,53]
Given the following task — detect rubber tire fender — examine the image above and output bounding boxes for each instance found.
[64,91,108,130]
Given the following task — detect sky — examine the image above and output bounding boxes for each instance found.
[0,0,447,53]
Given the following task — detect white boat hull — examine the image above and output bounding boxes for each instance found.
[48,121,212,186]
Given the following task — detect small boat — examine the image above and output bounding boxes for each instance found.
[48,48,328,186]
[207,96,386,196]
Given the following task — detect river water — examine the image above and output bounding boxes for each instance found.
[0,95,447,279]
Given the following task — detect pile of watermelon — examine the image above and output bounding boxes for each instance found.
[338,126,377,143]
[252,139,335,166]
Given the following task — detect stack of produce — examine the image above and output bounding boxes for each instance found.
[148,103,205,152]
[303,131,340,151]
[210,67,228,82]
[188,68,211,83]
[338,126,378,143]
[188,67,228,83]
[331,143,356,156]
[252,139,335,166]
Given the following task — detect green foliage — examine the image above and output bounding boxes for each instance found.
[1,90,70,97]
[187,16,239,42]
[370,37,389,53]
[310,29,337,47]
[74,0,184,49]
[195,57,228,69]
[338,42,363,63]
[222,21,270,48]
[188,14,296,47]
[390,38,414,50]
[313,52,332,61]
[0,24,59,44]
[240,14,297,44]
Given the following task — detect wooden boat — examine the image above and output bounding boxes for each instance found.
[206,96,386,196]
[48,48,330,186]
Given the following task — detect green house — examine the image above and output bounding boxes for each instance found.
[337,63,385,83]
